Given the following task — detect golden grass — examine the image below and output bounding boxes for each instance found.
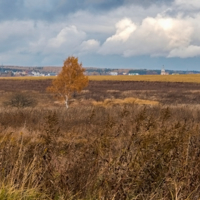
[0,76,55,80]
[1,105,200,198]
[0,185,48,200]
[92,97,159,107]
[89,74,200,83]
[2,74,200,83]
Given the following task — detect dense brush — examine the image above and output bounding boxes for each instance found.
[0,104,200,199]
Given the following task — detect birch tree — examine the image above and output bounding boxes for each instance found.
[47,56,89,108]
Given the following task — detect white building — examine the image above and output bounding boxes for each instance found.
[110,72,118,76]
[128,73,139,75]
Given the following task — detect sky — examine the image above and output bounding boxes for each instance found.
[0,0,200,70]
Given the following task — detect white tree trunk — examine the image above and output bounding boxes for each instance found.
[65,95,69,109]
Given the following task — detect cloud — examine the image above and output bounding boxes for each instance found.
[168,45,200,58]
[99,13,200,58]
[0,20,87,65]
[1,0,200,67]
[0,20,36,54]
[24,0,54,11]
[47,26,86,50]
[107,18,137,42]
[175,0,200,10]
[124,0,173,8]
[0,0,172,22]
[98,18,137,55]
[0,20,35,41]
[80,39,100,53]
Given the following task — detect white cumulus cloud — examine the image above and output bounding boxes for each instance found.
[99,14,200,58]
[48,26,86,49]
[80,39,100,52]
[107,18,137,42]
[98,18,137,55]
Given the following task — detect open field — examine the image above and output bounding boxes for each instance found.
[2,74,200,83]
[1,79,200,105]
[1,79,200,199]
[89,74,200,83]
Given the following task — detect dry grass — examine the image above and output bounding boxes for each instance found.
[92,97,159,107]
[0,76,55,80]
[1,79,200,199]
[2,74,200,83]
[89,74,200,83]
[0,104,200,199]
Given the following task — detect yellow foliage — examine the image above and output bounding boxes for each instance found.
[47,56,89,101]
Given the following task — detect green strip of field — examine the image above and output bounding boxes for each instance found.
[1,74,200,83]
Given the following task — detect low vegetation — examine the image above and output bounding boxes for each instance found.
[1,78,200,199]
[0,103,200,199]
[2,74,200,83]
[1,80,200,105]
[3,92,37,108]
[89,74,200,83]
[92,97,159,106]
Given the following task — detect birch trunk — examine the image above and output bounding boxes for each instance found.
[65,95,69,109]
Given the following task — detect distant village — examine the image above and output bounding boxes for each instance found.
[85,68,200,76]
[0,66,57,77]
[0,65,199,77]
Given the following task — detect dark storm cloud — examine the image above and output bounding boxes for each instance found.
[0,0,173,22]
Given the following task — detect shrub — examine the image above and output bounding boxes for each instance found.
[3,93,37,108]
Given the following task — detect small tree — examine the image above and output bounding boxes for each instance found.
[47,56,89,108]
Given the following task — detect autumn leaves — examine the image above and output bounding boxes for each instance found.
[47,56,88,108]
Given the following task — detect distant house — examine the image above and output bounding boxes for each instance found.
[21,71,28,76]
[110,72,118,76]
[128,73,139,75]
[31,71,44,76]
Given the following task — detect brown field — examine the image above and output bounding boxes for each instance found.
[1,79,200,105]
[1,79,200,199]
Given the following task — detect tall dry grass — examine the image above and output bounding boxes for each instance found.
[0,104,200,199]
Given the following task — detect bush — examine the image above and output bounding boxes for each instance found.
[3,93,37,108]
